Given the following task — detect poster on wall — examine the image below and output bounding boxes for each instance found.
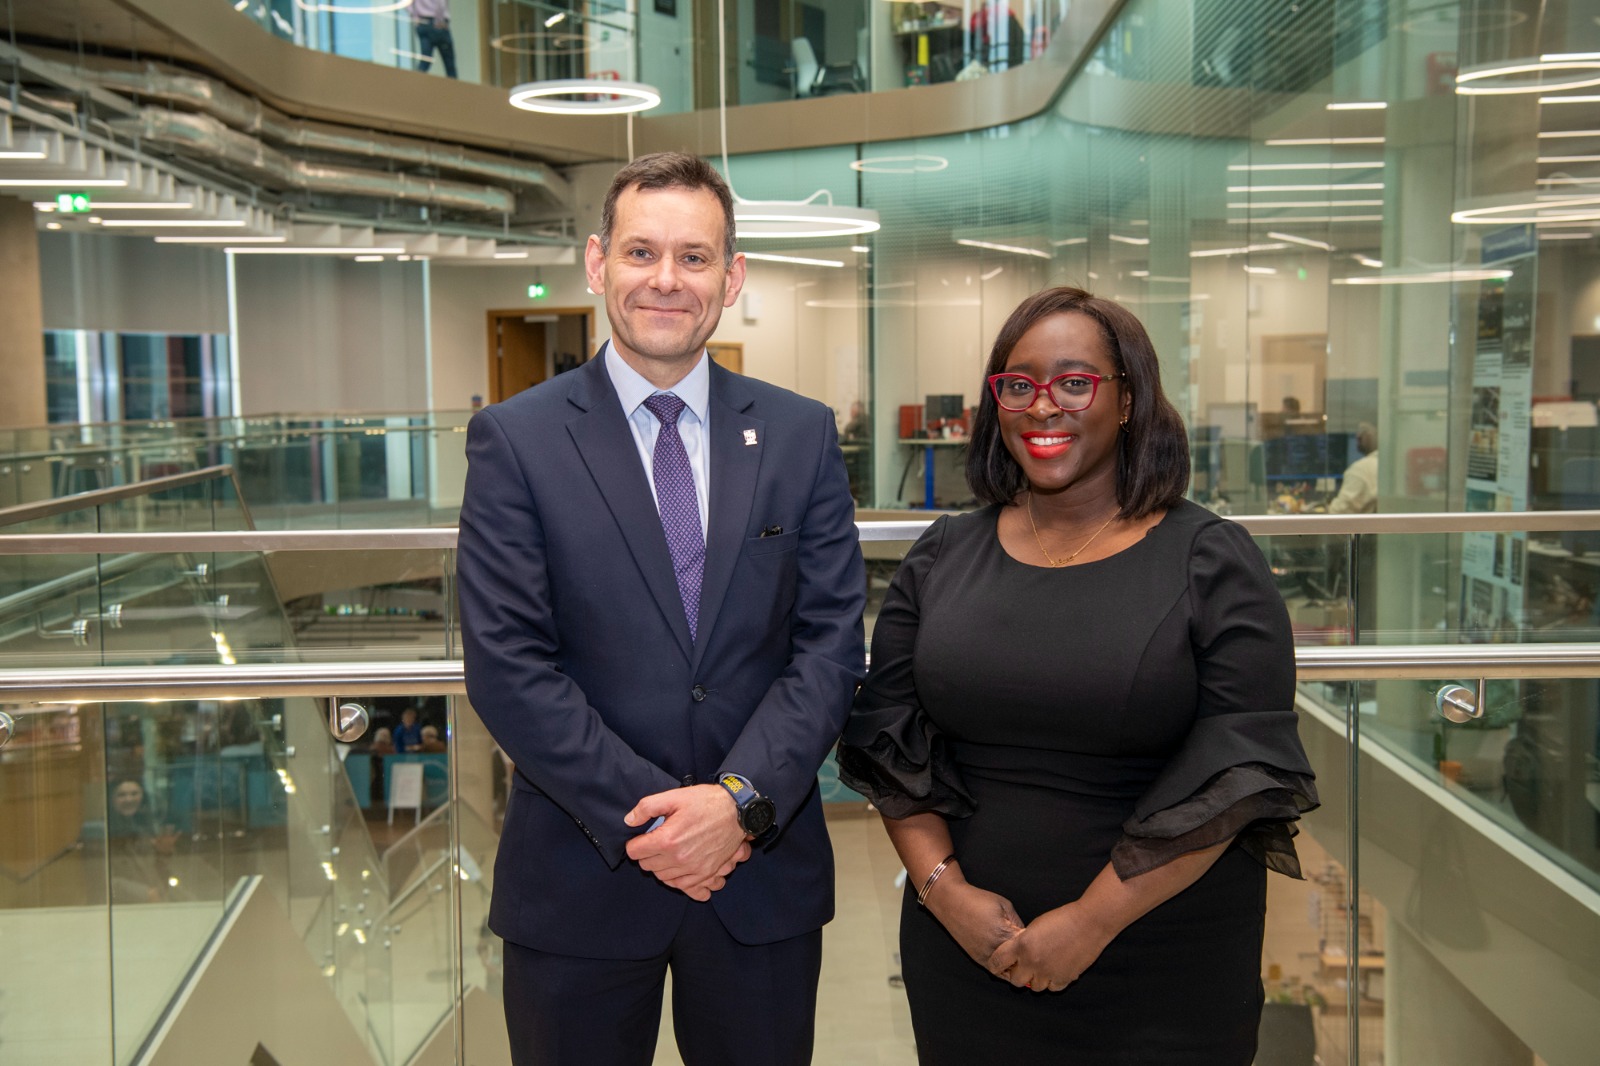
[1460,226,1536,638]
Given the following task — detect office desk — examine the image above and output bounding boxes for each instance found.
[897,437,967,508]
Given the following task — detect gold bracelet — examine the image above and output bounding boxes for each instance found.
[916,854,958,908]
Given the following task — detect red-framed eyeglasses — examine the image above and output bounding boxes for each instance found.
[987,371,1125,413]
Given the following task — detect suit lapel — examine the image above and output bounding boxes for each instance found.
[693,365,762,671]
[566,352,695,660]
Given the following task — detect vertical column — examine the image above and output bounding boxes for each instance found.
[0,196,46,427]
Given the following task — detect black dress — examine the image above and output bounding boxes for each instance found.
[839,501,1317,1065]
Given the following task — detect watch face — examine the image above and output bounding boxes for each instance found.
[743,797,776,836]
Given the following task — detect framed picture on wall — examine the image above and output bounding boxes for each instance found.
[655,0,676,15]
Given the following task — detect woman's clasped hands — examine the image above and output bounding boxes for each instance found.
[987,902,1114,994]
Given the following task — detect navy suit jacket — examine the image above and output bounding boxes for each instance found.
[458,351,866,959]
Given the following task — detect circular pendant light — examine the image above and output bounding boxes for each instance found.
[508,79,661,116]
[1456,54,1600,96]
[735,202,881,239]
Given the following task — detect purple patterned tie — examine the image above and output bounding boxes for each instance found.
[642,393,704,641]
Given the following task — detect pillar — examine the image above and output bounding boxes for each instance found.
[0,195,46,427]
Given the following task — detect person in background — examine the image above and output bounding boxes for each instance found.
[392,707,424,752]
[418,724,449,753]
[1328,422,1379,514]
[839,286,1317,1064]
[411,0,458,79]
[369,727,397,755]
[842,400,871,443]
[106,778,179,904]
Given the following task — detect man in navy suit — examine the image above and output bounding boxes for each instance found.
[457,152,866,1065]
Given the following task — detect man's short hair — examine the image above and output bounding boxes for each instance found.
[599,152,738,265]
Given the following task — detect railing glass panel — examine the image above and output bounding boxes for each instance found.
[4,521,1600,1063]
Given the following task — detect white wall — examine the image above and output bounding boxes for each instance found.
[426,250,866,420]
[38,233,228,334]
[233,257,429,414]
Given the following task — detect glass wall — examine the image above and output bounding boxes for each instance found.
[225,0,1075,112]
[45,331,234,426]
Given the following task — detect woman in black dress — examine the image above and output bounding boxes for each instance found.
[839,287,1318,1063]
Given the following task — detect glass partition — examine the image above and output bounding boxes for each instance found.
[2,522,1600,1061]
[0,413,470,528]
[219,0,1076,111]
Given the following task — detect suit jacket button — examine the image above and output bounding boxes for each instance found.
[682,774,696,786]
[691,685,707,702]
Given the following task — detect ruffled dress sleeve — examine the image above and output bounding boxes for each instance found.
[837,516,977,820]
[1110,516,1319,880]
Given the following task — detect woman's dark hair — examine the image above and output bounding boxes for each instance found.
[966,286,1189,517]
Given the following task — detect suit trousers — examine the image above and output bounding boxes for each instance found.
[502,901,823,1066]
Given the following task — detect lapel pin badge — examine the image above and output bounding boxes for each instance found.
[743,429,758,447]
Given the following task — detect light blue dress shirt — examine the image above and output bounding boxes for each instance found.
[604,343,711,541]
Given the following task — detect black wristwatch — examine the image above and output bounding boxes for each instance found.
[718,773,776,837]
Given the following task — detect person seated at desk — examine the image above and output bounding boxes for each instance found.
[417,724,449,753]
[1327,423,1378,515]
[369,727,396,755]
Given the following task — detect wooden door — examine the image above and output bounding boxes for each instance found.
[486,308,594,402]
[707,341,744,375]
[488,312,548,403]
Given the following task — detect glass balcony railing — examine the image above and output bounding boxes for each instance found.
[0,411,470,528]
[2,509,1599,1063]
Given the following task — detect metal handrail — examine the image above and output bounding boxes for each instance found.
[3,644,1600,703]
[0,465,241,528]
[4,510,1600,553]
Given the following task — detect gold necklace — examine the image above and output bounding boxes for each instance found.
[1027,494,1118,567]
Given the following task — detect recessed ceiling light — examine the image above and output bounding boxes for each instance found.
[0,178,127,187]
[223,245,409,255]
[98,219,248,227]
[493,251,530,259]
[1326,101,1388,110]
[154,235,287,243]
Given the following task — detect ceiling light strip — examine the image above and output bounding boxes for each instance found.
[1264,137,1385,146]
[742,252,845,268]
[954,238,1051,259]
[1267,231,1335,251]
[1228,162,1385,172]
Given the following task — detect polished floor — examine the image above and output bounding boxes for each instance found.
[0,795,1369,1065]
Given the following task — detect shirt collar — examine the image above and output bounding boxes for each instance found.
[603,342,711,424]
